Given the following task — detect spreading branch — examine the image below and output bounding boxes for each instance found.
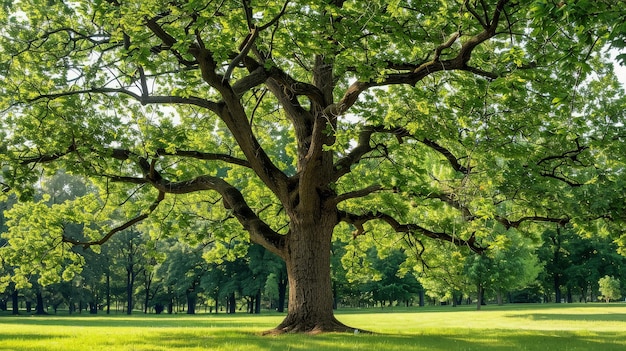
[339,210,484,253]
[147,175,286,256]
[330,185,382,205]
[332,126,469,181]
[495,215,569,229]
[62,190,166,249]
[325,0,510,117]
[24,88,221,113]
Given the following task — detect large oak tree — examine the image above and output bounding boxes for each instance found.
[1,0,624,333]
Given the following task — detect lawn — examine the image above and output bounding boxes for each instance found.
[1,303,625,350]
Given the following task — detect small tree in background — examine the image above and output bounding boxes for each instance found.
[598,276,621,303]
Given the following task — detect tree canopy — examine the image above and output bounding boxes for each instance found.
[1,0,625,333]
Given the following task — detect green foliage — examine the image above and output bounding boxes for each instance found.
[1,0,626,330]
[598,275,621,303]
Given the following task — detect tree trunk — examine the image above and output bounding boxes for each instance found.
[566,286,573,303]
[554,275,562,303]
[496,291,504,306]
[11,288,19,315]
[255,290,261,314]
[144,273,152,314]
[277,270,287,313]
[214,294,219,314]
[186,291,196,314]
[270,217,353,334]
[89,302,98,314]
[35,290,45,315]
[228,293,236,314]
[126,268,135,315]
[106,271,111,314]
[476,283,484,311]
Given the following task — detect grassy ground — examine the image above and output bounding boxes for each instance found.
[1,303,625,350]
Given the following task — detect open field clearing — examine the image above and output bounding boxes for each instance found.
[1,304,625,351]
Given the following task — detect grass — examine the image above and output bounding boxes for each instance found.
[1,303,625,350]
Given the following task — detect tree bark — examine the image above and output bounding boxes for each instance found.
[268,215,354,334]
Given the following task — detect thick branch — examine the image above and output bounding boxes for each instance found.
[339,210,484,253]
[496,215,569,229]
[25,88,221,113]
[155,149,251,168]
[330,185,382,205]
[149,175,286,256]
[332,126,410,181]
[19,143,78,165]
[539,172,584,187]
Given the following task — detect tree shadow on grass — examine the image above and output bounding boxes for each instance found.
[138,329,626,351]
[1,327,625,350]
[508,312,626,322]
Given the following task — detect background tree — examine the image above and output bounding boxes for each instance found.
[598,275,621,303]
[1,0,625,333]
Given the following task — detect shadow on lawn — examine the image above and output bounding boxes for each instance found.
[0,314,281,329]
[1,325,624,350]
[509,312,626,322]
[144,330,626,351]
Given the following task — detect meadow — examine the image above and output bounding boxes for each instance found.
[1,303,625,351]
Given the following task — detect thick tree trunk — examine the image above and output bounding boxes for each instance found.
[269,217,354,334]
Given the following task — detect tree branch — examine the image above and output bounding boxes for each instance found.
[155,149,251,168]
[62,190,166,249]
[326,0,510,117]
[332,126,410,181]
[330,185,382,205]
[339,210,484,253]
[24,88,221,113]
[148,175,286,256]
[495,215,569,229]
[420,138,470,174]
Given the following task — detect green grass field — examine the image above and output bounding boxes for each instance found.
[1,303,625,350]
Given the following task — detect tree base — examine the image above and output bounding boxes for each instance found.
[262,315,372,335]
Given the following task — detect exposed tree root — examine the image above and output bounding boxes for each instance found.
[261,316,373,335]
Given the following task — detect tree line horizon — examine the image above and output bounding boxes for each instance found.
[1,172,624,316]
